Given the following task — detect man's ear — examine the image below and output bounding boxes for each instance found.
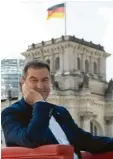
[20,77,25,84]
[19,77,25,92]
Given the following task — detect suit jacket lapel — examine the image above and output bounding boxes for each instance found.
[45,128,59,145]
[51,106,82,159]
[52,106,74,145]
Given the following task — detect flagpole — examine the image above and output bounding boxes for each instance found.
[64,1,67,36]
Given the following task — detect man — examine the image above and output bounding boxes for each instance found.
[1,60,113,159]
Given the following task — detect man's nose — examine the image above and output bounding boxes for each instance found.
[36,82,43,90]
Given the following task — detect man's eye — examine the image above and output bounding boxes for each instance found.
[31,79,37,82]
[43,79,49,82]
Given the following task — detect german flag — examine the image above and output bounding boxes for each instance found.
[47,3,65,20]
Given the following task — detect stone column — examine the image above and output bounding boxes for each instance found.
[81,116,91,132]
[80,112,93,132]
[90,57,93,74]
[74,48,77,71]
[59,47,64,73]
[63,48,69,72]
[103,57,106,80]
[68,47,75,72]
[51,54,56,73]
[81,54,85,73]
[99,57,106,80]
[50,55,53,73]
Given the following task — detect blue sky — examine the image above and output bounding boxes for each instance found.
[0,0,113,81]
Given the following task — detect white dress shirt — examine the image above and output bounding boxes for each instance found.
[49,116,78,159]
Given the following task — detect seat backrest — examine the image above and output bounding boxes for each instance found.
[92,151,113,159]
[81,151,113,159]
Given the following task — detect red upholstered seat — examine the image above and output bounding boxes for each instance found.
[82,151,113,159]
[81,151,92,159]
[1,145,74,159]
[1,145,113,159]
[92,151,113,159]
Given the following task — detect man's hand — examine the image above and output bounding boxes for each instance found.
[22,84,43,105]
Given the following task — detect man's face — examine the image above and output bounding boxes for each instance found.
[22,67,51,100]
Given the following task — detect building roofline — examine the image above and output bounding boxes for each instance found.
[26,35,105,52]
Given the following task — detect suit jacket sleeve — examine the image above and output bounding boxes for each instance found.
[63,107,113,153]
[1,100,54,148]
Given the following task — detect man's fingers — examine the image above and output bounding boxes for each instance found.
[22,84,34,95]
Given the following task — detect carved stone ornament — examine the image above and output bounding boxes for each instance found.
[61,35,64,41]
[51,38,54,44]
[42,41,44,46]
[32,43,35,48]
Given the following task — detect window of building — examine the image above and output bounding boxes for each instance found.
[94,62,97,74]
[94,125,97,135]
[77,57,81,70]
[85,60,89,73]
[90,121,93,134]
[55,57,60,71]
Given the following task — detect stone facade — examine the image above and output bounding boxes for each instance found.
[21,35,113,137]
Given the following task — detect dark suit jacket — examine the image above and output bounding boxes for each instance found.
[1,98,113,159]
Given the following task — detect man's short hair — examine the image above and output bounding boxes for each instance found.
[23,60,50,78]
